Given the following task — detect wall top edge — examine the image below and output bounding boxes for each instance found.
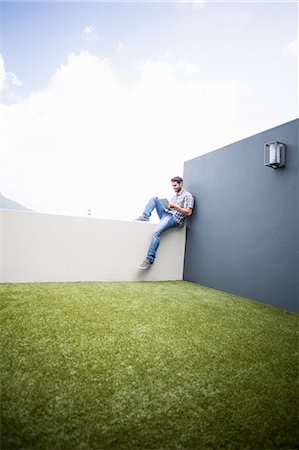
[0,208,154,225]
[184,117,299,165]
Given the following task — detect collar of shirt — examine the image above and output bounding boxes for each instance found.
[175,188,185,197]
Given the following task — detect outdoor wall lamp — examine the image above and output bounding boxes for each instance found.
[264,141,286,169]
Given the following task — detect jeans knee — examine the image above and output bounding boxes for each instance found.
[153,230,161,239]
[151,196,159,202]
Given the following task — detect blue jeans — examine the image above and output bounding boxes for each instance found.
[142,196,178,262]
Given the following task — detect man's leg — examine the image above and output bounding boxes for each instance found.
[146,213,177,263]
[142,196,166,221]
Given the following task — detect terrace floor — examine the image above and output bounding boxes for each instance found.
[1,281,298,449]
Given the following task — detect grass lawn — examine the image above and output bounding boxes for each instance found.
[1,281,298,449]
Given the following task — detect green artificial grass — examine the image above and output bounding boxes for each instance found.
[1,281,298,449]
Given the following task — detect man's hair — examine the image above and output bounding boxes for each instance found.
[171,176,183,184]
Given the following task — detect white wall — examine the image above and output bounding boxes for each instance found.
[0,210,186,283]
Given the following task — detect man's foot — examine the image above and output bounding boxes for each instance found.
[134,216,149,222]
[138,259,152,270]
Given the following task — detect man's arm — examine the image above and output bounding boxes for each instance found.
[168,202,193,216]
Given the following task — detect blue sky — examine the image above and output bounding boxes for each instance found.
[1,1,298,220]
[2,2,297,95]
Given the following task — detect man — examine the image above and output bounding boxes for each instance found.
[135,176,194,269]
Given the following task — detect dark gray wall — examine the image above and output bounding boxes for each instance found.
[183,119,298,313]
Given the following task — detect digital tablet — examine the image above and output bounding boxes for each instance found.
[159,198,169,209]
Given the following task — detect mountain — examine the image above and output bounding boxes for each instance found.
[0,193,34,211]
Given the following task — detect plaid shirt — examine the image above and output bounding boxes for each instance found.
[170,189,194,228]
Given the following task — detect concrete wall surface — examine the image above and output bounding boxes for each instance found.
[0,210,186,283]
[183,119,298,313]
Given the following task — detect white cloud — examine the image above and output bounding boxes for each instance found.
[0,53,22,93]
[82,25,100,42]
[117,41,124,51]
[2,50,288,221]
[191,0,207,10]
[174,61,200,78]
[179,0,207,10]
[284,37,298,57]
[0,54,4,92]
[137,60,200,86]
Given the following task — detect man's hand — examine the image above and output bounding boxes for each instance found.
[169,202,193,216]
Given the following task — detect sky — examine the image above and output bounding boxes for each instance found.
[0,1,298,222]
